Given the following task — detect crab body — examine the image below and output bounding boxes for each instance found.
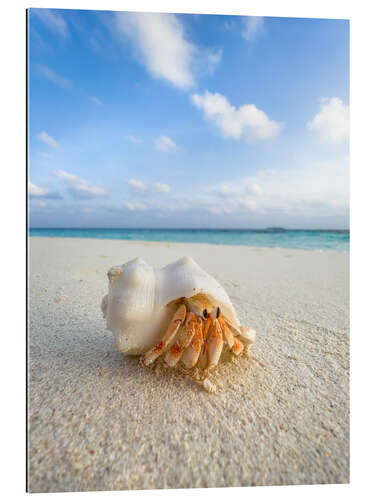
[101,257,255,385]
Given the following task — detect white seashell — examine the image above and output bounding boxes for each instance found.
[101,257,256,387]
[102,256,240,355]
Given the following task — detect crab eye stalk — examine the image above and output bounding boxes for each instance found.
[203,309,208,319]
[216,307,221,318]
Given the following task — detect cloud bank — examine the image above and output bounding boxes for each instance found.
[197,157,349,217]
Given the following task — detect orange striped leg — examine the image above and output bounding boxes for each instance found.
[140,304,186,366]
[164,312,197,367]
[181,317,203,368]
[206,318,224,369]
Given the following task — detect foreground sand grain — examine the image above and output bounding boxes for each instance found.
[28,237,349,492]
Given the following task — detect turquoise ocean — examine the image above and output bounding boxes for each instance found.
[29,228,349,252]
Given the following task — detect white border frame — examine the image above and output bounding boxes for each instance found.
[2,1,374,498]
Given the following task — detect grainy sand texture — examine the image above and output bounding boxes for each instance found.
[28,237,349,492]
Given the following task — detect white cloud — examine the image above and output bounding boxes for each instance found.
[38,151,54,159]
[251,183,263,196]
[29,199,49,212]
[191,91,282,142]
[127,178,147,194]
[55,170,107,199]
[28,182,62,200]
[125,135,143,144]
[33,9,68,38]
[154,182,171,193]
[90,96,103,106]
[204,48,222,74]
[127,178,171,195]
[307,97,349,144]
[242,17,264,42]
[124,201,147,211]
[154,135,178,152]
[37,65,73,89]
[223,19,236,32]
[116,12,193,89]
[209,182,263,198]
[37,130,59,148]
[193,48,222,78]
[115,12,220,89]
[29,182,48,197]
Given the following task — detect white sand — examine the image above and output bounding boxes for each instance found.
[28,237,349,492]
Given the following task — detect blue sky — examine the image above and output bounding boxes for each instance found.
[28,9,349,229]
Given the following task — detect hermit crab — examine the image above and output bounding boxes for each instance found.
[101,257,255,389]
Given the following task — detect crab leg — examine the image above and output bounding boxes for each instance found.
[222,315,242,337]
[231,336,244,356]
[181,317,203,368]
[212,308,242,356]
[140,304,186,366]
[164,312,197,367]
[238,325,256,345]
[206,318,224,369]
[221,317,244,355]
[198,339,209,371]
[223,316,256,344]
[218,316,235,348]
[222,316,254,355]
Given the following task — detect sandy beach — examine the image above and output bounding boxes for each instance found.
[28,237,349,492]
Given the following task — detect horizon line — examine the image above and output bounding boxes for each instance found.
[29,227,350,232]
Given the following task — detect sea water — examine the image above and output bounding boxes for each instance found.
[29,228,349,252]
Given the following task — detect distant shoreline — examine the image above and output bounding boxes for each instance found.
[29,227,350,232]
[28,228,349,252]
[28,235,349,253]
